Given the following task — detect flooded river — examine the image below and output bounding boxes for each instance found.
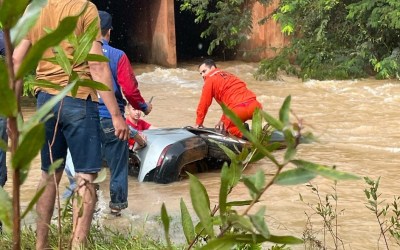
[4,61,400,249]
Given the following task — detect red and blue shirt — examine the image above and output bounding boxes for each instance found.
[98,39,148,118]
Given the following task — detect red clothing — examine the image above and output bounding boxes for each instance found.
[196,68,262,137]
[127,119,151,147]
[126,119,151,131]
[116,54,147,111]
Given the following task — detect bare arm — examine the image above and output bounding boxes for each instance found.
[88,41,129,140]
[13,39,31,98]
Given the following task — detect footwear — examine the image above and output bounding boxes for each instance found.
[110,209,121,217]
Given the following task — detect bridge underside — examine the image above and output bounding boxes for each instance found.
[92,0,287,67]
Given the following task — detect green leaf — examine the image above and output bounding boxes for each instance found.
[221,104,279,166]
[249,206,270,238]
[237,146,250,162]
[279,95,291,125]
[26,79,64,91]
[15,13,79,79]
[264,142,285,152]
[219,163,230,222]
[76,79,110,91]
[248,148,275,163]
[10,0,47,46]
[199,237,237,250]
[85,53,109,62]
[228,160,242,188]
[242,176,260,199]
[283,145,297,163]
[47,158,64,176]
[161,203,172,248]
[221,104,251,139]
[180,198,195,244]
[67,32,79,49]
[243,170,265,198]
[93,168,107,183]
[211,140,236,160]
[73,18,98,66]
[21,186,45,219]
[0,62,18,117]
[189,173,214,238]
[69,71,80,97]
[261,110,284,130]
[42,56,59,65]
[235,234,303,244]
[0,0,29,29]
[291,160,360,181]
[275,167,317,185]
[225,200,253,206]
[228,214,254,233]
[201,234,302,248]
[251,108,262,139]
[12,123,45,184]
[53,45,72,75]
[21,82,75,135]
[219,159,241,222]
[299,131,317,144]
[0,187,12,231]
[252,170,265,190]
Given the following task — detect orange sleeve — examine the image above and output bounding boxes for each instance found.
[196,80,214,126]
[83,2,102,41]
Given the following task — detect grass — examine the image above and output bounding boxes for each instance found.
[0,202,174,250]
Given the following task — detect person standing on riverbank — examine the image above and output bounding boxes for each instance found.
[0,29,7,188]
[97,11,152,216]
[12,1,129,248]
[63,12,150,205]
[195,59,262,138]
[0,29,8,233]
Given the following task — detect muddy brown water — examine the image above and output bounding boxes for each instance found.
[4,61,400,249]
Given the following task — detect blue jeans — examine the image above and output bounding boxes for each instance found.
[0,116,7,187]
[63,149,76,199]
[100,118,129,210]
[36,92,102,173]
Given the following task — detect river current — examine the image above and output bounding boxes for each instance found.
[4,61,400,249]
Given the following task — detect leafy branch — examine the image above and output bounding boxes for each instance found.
[0,1,110,249]
[160,95,359,249]
[364,177,400,249]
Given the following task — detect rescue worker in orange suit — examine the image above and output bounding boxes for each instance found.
[195,59,262,138]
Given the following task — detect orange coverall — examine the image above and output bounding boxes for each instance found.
[196,68,262,137]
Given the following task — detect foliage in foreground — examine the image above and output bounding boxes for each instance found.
[300,182,345,249]
[0,205,166,250]
[160,96,360,249]
[364,177,400,248]
[0,0,110,249]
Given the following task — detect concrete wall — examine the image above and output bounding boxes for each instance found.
[127,0,287,66]
[238,0,290,61]
[128,0,177,67]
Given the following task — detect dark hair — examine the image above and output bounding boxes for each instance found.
[199,59,217,69]
[101,29,108,37]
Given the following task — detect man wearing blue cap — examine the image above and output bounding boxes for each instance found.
[12,2,130,248]
[0,29,7,234]
[64,11,151,215]
[98,10,152,215]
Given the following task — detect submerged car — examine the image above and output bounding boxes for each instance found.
[128,127,285,184]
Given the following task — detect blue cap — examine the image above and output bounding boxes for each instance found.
[99,11,113,30]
